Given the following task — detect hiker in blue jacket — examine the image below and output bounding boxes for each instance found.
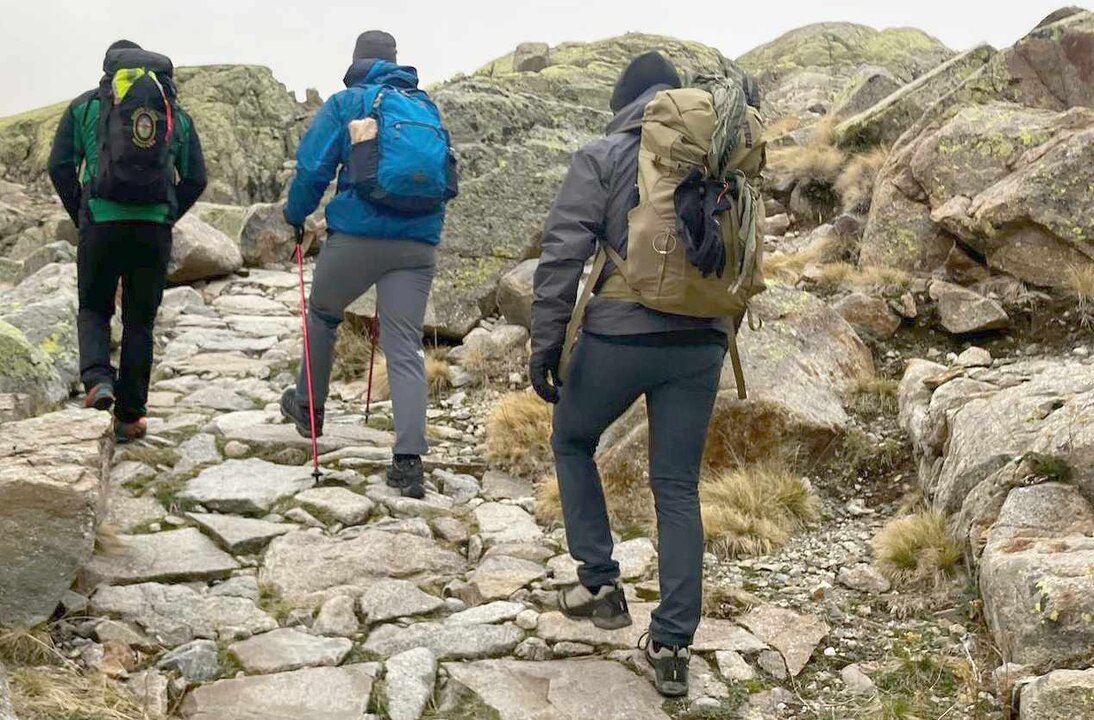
[281,30,456,499]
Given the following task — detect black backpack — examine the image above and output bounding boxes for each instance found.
[94,49,176,204]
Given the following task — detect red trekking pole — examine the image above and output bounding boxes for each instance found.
[293,227,323,483]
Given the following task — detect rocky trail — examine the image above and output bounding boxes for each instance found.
[2,8,1094,720]
[0,255,1039,720]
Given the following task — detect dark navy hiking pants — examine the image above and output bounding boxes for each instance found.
[551,332,724,647]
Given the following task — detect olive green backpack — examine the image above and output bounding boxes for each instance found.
[563,76,768,398]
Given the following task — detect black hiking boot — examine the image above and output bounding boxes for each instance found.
[280,388,324,438]
[113,417,147,445]
[559,580,632,630]
[84,383,115,412]
[640,632,691,698]
[386,455,425,499]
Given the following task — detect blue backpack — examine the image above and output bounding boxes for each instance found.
[347,86,458,215]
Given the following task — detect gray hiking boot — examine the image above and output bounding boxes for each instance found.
[640,632,690,698]
[559,580,632,630]
[387,455,425,499]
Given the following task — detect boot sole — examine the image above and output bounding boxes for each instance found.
[654,681,688,698]
[591,613,633,630]
[90,396,115,411]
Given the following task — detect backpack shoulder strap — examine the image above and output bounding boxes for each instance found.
[560,249,608,380]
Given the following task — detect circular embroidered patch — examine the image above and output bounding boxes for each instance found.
[132,108,157,149]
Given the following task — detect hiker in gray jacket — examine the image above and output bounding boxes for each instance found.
[529,52,728,698]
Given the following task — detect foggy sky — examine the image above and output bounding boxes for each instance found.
[0,0,1086,117]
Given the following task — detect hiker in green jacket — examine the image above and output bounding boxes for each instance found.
[48,40,207,443]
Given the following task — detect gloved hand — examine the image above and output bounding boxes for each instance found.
[529,346,563,404]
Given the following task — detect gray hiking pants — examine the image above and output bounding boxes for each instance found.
[295,232,436,456]
[552,333,724,647]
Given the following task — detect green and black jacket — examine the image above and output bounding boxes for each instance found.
[47,83,207,226]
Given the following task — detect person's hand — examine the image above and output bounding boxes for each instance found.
[292,225,305,245]
[529,346,563,404]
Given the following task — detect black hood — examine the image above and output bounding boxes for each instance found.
[606,83,673,135]
[102,40,141,71]
[610,51,681,113]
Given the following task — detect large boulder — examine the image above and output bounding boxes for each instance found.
[238,202,318,268]
[0,318,65,413]
[169,214,244,283]
[1020,668,1094,719]
[0,408,111,627]
[736,22,953,118]
[0,65,312,204]
[835,44,995,150]
[0,262,79,396]
[598,285,874,486]
[860,11,1094,283]
[432,34,732,338]
[900,356,1094,674]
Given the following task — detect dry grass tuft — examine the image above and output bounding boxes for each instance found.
[534,473,563,525]
[764,113,802,141]
[1066,263,1094,327]
[834,147,888,213]
[333,314,377,381]
[873,510,962,589]
[848,376,900,419]
[364,349,452,403]
[768,143,846,187]
[10,665,153,720]
[701,461,821,559]
[485,391,554,472]
[703,584,760,618]
[810,262,912,292]
[0,627,61,668]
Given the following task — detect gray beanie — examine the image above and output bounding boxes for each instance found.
[353,30,397,62]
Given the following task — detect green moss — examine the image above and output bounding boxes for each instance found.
[1022,452,1074,483]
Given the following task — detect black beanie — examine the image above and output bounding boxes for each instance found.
[353,30,397,62]
[610,51,681,112]
[103,39,142,71]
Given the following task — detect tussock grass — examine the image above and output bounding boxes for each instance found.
[1066,263,1094,327]
[534,473,562,525]
[364,350,452,402]
[809,262,912,293]
[333,314,377,381]
[0,627,60,668]
[834,147,888,213]
[848,377,900,419]
[485,391,554,472]
[701,461,822,559]
[9,666,153,720]
[703,584,760,619]
[873,510,962,589]
[94,522,127,557]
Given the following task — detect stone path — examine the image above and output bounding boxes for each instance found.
[16,261,988,720]
[35,263,819,720]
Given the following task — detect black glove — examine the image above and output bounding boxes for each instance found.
[529,346,563,404]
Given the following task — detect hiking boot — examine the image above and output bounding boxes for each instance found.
[640,632,690,698]
[386,455,425,499]
[280,388,324,438]
[559,580,632,630]
[113,417,147,445]
[84,383,115,412]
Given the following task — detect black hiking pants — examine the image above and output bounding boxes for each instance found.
[552,333,724,648]
[77,221,172,422]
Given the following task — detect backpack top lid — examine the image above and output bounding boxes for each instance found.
[104,48,174,78]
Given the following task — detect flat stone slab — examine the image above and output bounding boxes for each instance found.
[105,492,167,532]
[473,503,543,545]
[188,512,294,554]
[358,579,445,623]
[468,555,547,601]
[229,628,352,675]
[180,459,316,515]
[83,527,239,586]
[180,664,378,720]
[536,604,766,654]
[90,582,276,648]
[384,648,436,720]
[548,537,657,584]
[211,294,290,316]
[0,408,112,627]
[445,659,671,720]
[295,487,375,525]
[739,605,829,676]
[260,529,466,608]
[223,422,393,455]
[446,601,527,626]
[481,471,534,501]
[361,622,524,660]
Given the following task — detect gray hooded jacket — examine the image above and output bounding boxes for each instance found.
[530,86,727,356]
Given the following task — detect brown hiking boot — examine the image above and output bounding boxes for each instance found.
[84,383,115,411]
[114,417,147,444]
